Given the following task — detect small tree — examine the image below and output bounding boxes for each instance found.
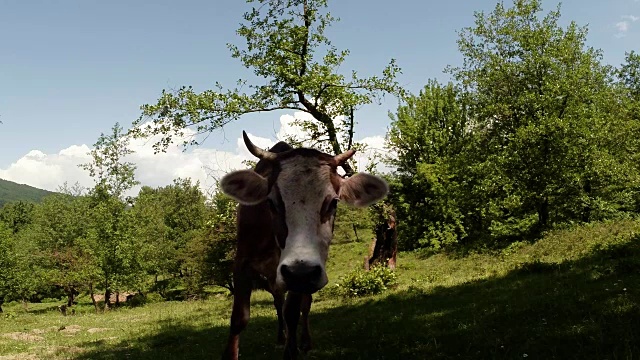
[80,123,142,311]
[386,80,470,249]
[0,201,35,235]
[183,188,237,296]
[0,222,13,312]
[29,193,98,308]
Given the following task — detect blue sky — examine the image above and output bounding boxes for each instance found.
[0,0,638,192]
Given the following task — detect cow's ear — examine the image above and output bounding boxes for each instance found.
[220,170,269,205]
[339,173,389,208]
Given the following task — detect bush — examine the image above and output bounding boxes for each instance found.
[335,265,397,297]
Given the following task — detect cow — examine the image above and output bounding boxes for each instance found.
[219,131,389,360]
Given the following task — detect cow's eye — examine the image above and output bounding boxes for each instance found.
[320,196,339,222]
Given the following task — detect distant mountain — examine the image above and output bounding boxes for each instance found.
[0,178,54,207]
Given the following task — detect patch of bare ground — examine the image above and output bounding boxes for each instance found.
[58,325,82,335]
[0,353,39,360]
[30,326,58,335]
[2,333,43,342]
[86,328,112,334]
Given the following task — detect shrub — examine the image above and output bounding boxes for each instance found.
[335,265,397,297]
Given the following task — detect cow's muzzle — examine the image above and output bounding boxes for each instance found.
[280,261,328,294]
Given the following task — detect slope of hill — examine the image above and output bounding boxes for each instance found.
[1,219,639,359]
[0,178,54,207]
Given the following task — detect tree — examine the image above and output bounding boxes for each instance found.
[80,123,139,202]
[132,178,209,289]
[183,188,237,296]
[80,123,142,310]
[0,222,13,312]
[386,80,470,249]
[0,201,35,234]
[131,0,402,176]
[29,193,98,308]
[616,51,640,212]
[446,0,635,237]
[618,51,640,104]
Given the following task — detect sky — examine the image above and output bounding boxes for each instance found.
[1,0,639,195]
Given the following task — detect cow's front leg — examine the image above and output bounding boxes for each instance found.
[300,293,313,353]
[272,290,286,345]
[283,292,302,360]
[222,275,252,360]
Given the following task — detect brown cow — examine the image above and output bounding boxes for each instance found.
[220,131,389,360]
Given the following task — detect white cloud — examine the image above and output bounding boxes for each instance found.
[616,21,629,33]
[1,112,391,197]
[615,15,639,37]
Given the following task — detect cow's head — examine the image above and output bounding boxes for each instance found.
[220,131,389,294]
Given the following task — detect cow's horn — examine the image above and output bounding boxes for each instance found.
[243,131,279,161]
[333,149,356,165]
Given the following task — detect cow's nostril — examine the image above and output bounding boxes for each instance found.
[280,264,292,279]
[310,265,322,278]
[281,262,322,282]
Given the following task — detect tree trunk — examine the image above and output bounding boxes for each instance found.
[115,291,120,307]
[89,283,99,313]
[0,301,3,313]
[104,288,111,311]
[66,286,77,307]
[537,197,549,230]
[581,179,592,223]
[365,207,398,270]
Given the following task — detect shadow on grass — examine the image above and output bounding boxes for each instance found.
[75,240,640,360]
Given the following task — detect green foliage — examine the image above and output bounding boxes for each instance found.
[334,265,397,297]
[80,123,143,308]
[0,200,35,234]
[132,178,209,282]
[0,178,53,208]
[447,0,638,232]
[0,219,639,359]
[618,50,640,104]
[183,188,237,296]
[0,222,13,309]
[80,122,139,201]
[132,0,402,175]
[27,192,99,304]
[386,80,469,250]
[388,0,640,251]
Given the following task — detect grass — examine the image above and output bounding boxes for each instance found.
[1,219,640,359]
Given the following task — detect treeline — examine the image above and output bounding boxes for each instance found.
[384,1,640,250]
[0,178,238,313]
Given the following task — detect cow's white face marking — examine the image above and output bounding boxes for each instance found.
[273,155,336,292]
[219,134,390,294]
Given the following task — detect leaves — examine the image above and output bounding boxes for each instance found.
[132,0,403,174]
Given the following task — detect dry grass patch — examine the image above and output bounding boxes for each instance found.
[86,328,112,334]
[58,325,81,335]
[0,353,39,360]
[1,333,43,342]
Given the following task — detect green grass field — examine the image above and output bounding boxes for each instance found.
[1,219,639,359]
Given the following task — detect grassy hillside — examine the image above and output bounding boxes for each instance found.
[1,219,639,359]
[0,178,54,207]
